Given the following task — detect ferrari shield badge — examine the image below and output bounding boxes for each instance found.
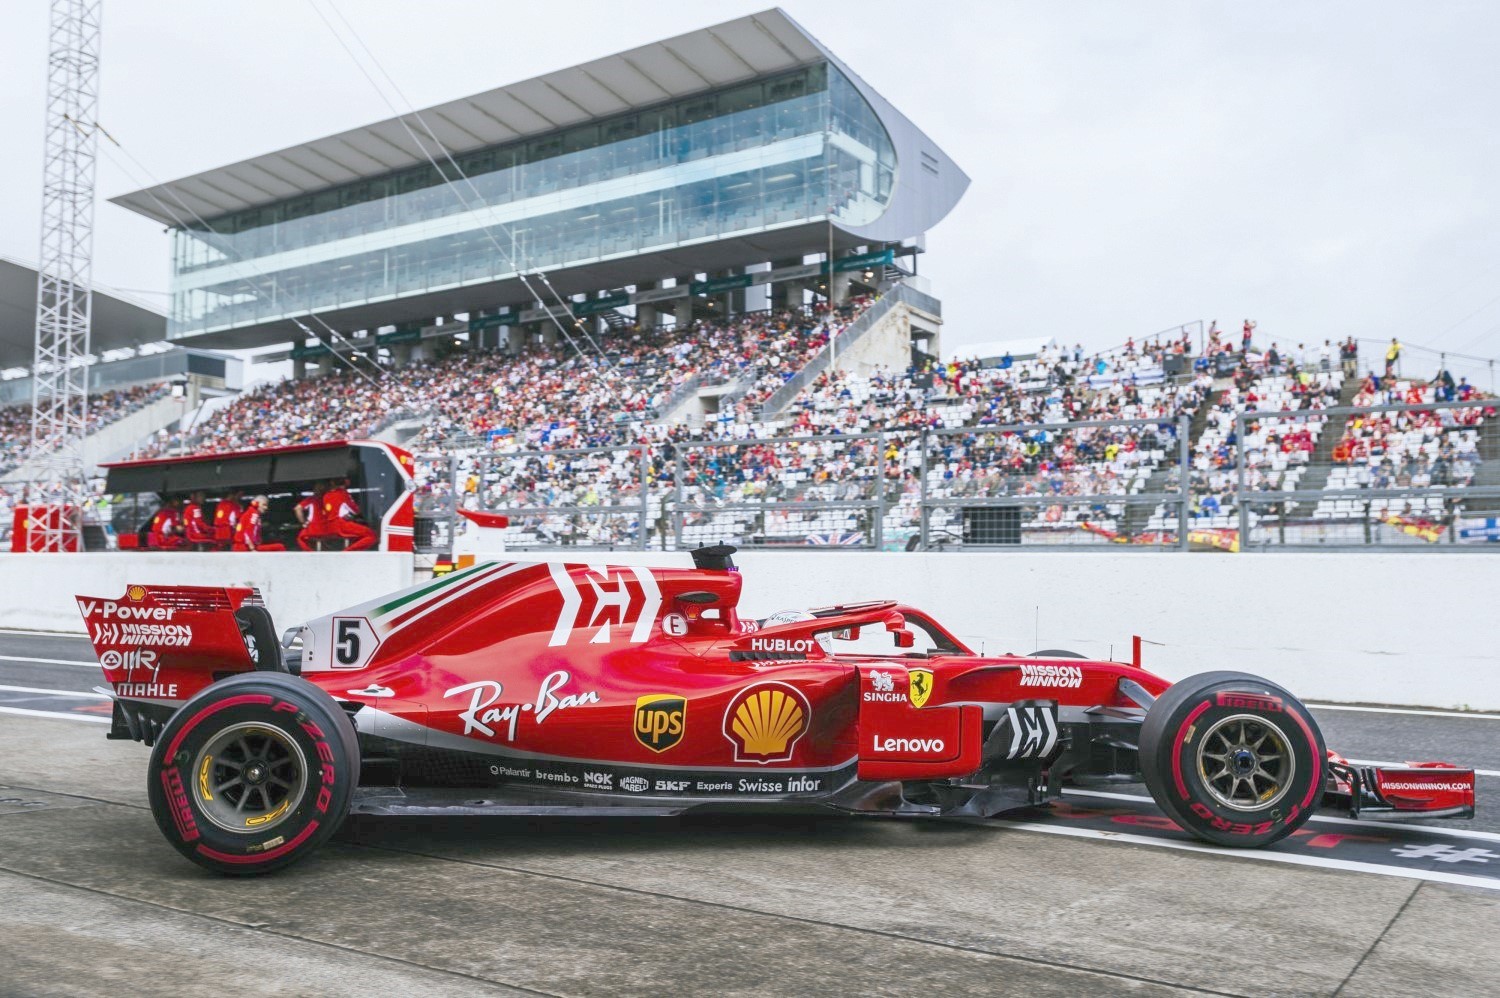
[907,668,934,708]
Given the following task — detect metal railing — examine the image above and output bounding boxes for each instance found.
[670,431,897,550]
[465,444,653,551]
[12,386,1496,554]
[1220,398,1499,550]
[915,415,1194,551]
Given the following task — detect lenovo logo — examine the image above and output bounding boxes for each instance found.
[871,734,946,754]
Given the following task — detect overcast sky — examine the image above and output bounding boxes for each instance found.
[2,1,1499,375]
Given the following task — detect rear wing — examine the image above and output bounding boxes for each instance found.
[76,585,266,707]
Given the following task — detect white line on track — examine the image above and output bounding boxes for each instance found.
[0,685,108,699]
[1065,788,1500,843]
[1310,703,1500,720]
[992,820,1500,892]
[0,628,81,637]
[0,706,110,724]
[0,655,97,668]
[1346,758,1500,779]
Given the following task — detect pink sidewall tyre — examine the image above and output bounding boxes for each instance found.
[146,672,358,876]
[1139,670,1325,848]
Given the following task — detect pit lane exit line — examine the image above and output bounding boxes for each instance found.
[1309,703,1500,720]
[990,819,1500,892]
[1346,757,1500,779]
[1065,788,1500,843]
[0,706,110,724]
[0,655,97,668]
[0,685,108,699]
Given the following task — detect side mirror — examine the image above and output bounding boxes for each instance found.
[883,612,914,649]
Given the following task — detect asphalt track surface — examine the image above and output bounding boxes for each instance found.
[2,630,1498,996]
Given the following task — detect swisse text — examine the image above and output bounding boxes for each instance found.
[1018,664,1083,688]
[871,734,946,754]
[749,637,815,654]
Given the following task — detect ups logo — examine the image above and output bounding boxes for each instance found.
[635,694,686,753]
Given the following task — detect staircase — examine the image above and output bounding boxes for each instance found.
[600,309,634,332]
[1465,417,1500,514]
[1283,375,1365,507]
[755,284,917,419]
[1120,387,1223,538]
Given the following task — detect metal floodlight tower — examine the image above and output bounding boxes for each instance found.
[29,0,102,552]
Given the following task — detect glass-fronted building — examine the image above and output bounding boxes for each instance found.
[113,9,968,349]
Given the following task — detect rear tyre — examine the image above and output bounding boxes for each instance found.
[146,672,358,875]
[1139,670,1324,848]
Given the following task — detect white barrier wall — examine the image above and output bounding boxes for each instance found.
[499,551,1500,711]
[0,553,413,637]
[3,550,1495,710]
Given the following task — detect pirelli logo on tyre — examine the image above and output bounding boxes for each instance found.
[634,694,686,753]
[1215,691,1283,713]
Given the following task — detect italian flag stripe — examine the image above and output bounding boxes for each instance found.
[372,561,493,618]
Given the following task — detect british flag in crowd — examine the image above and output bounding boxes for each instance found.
[806,531,866,546]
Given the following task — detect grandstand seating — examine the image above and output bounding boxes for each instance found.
[0,382,171,476]
[1314,379,1491,523]
[13,306,1491,551]
[1168,369,1345,532]
[142,301,870,460]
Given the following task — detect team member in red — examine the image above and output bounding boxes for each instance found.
[146,498,186,550]
[231,496,286,552]
[322,479,376,551]
[181,491,215,549]
[296,482,331,551]
[212,489,244,550]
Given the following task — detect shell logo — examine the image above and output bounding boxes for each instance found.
[723,682,811,764]
[126,585,147,602]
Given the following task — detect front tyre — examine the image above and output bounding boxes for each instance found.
[146,672,358,875]
[1139,670,1324,848]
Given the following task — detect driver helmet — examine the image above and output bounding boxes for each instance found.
[759,609,833,653]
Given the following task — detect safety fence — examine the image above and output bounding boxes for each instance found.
[18,398,1492,555]
[430,397,1498,553]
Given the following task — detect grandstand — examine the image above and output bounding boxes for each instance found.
[0,256,245,486]
[5,11,1497,554]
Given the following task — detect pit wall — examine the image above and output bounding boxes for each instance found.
[3,551,1495,710]
[510,551,1500,711]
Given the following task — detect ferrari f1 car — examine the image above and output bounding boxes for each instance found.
[77,547,1476,874]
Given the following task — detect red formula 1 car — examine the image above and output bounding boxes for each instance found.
[76,547,1476,874]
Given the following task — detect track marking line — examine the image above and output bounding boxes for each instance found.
[0,685,109,699]
[1310,703,1500,720]
[0,655,97,668]
[1346,757,1500,779]
[1064,788,1500,843]
[0,628,84,637]
[0,706,110,724]
[992,820,1500,891]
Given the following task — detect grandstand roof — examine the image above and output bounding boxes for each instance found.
[0,256,168,371]
[111,9,829,226]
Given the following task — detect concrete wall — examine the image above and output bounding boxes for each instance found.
[4,549,1495,709]
[0,553,412,637]
[472,551,1500,711]
[833,302,913,377]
